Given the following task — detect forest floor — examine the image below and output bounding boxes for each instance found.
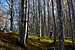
[0,32,26,50]
[0,32,75,50]
[0,32,46,50]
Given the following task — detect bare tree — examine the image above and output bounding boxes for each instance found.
[67,0,75,49]
[6,0,13,30]
[17,0,26,48]
[47,0,51,34]
[56,0,64,50]
[51,0,56,45]
[43,0,46,36]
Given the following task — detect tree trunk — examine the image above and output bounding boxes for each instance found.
[43,0,46,36]
[68,0,75,49]
[47,0,50,34]
[38,0,41,37]
[17,0,25,46]
[6,0,13,30]
[51,0,56,45]
[56,0,64,50]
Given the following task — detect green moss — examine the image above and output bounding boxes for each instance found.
[64,40,75,44]
[65,37,72,40]
[28,35,38,40]
[6,31,18,36]
[0,41,4,44]
[40,36,50,40]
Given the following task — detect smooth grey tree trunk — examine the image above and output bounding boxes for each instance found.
[17,0,25,46]
[47,0,51,34]
[43,0,46,36]
[38,0,41,37]
[56,0,64,50]
[51,0,56,45]
[68,0,75,49]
